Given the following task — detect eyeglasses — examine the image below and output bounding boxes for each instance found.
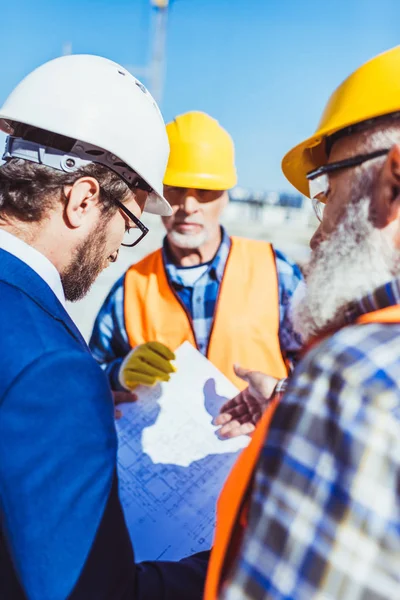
[164,186,223,203]
[114,198,149,247]
[306,148,390,222]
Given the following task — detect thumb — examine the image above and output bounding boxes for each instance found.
[233,364,252,382]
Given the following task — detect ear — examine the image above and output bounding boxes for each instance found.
[63,177,101,229]
[374,144,400,227]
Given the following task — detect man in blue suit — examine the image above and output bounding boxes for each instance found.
[0,54,208,600]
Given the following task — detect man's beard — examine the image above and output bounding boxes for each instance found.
[61,223,110,302]
[167,228,209,249]
[292,196,400,342]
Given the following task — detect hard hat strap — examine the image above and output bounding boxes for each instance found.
[2,136,153,194]
[3,136,92,174]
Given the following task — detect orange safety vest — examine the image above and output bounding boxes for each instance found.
[204,304,400,600]
[124,237,288,390]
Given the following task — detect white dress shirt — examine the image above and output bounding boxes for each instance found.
[0,228,65,306]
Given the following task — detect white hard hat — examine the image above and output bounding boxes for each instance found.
[0,54,172,216]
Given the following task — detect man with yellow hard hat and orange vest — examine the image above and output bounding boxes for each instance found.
[204,46,400,600]
[89,111,303,394]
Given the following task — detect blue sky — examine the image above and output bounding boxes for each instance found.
[1,0,400,191]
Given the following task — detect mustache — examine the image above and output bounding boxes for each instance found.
[173,218,204,225]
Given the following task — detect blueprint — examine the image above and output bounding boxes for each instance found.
[116,341,249,561]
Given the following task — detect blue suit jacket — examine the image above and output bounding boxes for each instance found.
[0,249,208,600]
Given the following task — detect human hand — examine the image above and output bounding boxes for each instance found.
[214,365,279,438]
[119,341,176,391]
[112,390,137,419]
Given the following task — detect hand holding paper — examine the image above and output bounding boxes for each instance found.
[119,341,176,390]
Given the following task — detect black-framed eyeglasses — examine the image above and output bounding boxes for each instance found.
[114,198,149,247]
[306,148,390,222]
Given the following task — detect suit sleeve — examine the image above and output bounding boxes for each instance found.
[0,350,208,600]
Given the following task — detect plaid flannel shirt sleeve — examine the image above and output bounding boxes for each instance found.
[89,275,131,390]
[274,248,304,369]
[221,324,400,600]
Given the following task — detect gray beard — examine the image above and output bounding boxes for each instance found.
[167,229,209,249]
[292,197,400,341]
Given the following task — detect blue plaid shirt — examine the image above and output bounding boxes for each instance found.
[221,279,400,599]
[89,228,303,389]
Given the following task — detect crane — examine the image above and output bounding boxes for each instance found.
[63,0,171,108]
[148,0,170,107]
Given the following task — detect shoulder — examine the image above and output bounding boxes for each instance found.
[103,273,126,303]
[263,322,400,479]
[0,282,79,397]
[0,277,34,307]
[283,322,400,419]
[126,247,163,276]
[307,322,400,380]
[272,246,303,283]
[95,272,129,318]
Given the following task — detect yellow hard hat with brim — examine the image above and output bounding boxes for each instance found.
[164,111,237,190]
[282,46,400,197]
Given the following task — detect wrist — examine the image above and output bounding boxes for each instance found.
[118,347,137,391]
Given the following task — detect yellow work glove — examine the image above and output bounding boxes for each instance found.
[119,341,176,391]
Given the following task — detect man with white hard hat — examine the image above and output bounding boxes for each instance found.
[0,54,208,599]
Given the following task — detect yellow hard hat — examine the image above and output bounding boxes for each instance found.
[282,46,400,197]
[164,111,237,190]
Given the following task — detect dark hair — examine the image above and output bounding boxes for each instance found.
[0,125,131,222]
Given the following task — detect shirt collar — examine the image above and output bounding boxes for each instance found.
[0,229,66,306]
[162,226,231,286]
[344,278,400,324]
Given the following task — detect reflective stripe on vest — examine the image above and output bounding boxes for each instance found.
[203,305,400,600]
[123,237,288,390]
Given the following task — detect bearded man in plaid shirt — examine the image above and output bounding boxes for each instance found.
[208,47,400,600]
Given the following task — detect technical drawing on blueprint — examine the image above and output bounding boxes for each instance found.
[116,341,249,561]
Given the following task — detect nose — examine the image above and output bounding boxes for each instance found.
[179,189,200,214]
